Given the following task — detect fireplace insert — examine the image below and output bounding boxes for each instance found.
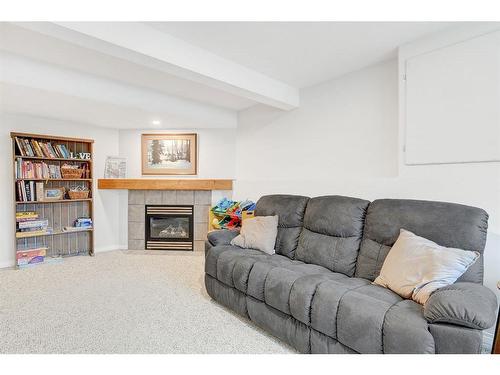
[145,205,194,250]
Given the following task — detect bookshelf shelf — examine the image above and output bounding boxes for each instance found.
[12,132,95,265]
[16,228,93,239]
[16,178,92,182]
[14,155,93,162]
[16,198,93,204]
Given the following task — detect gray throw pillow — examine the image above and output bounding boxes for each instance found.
[230,215,278,254]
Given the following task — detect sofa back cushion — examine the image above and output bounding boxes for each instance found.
[295,195,370,276]
[255,195,310,259]
[355,199,488,283]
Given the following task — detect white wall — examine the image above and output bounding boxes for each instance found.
[0,113,121,267]
[235,54,500,307]
[398,24,500,307]
[118,128,236,179]
[235,59,399,200]
[116,128,237,248]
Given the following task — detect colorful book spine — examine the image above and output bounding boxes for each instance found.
[16,211,38,219]
[18,219,49,230]
[15,229,49,238]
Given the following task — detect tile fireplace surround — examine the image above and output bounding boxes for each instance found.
[128,190,211,252]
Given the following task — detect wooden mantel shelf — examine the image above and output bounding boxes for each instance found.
[97,178,233,191]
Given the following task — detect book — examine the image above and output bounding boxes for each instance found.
[16,247,47,266]
[15,229,49,238]
[15,137,25,156]
[23,139,34,156]
[16,160,62,180]
[17,247,47,257]
[18,219,48,230]
[18,255,62,268]
[29,181,34,201]
[36,182,44,201]
[16,211,37,218]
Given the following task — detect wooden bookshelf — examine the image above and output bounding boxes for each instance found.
[11,132,95,264]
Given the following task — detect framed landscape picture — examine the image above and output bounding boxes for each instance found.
[141,133,197,175]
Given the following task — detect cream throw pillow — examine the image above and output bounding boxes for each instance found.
[373,229,480,304]
[230,215,278,254]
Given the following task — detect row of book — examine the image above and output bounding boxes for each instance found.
[15,212,93,238]
[15,158,63,179]
[15,212,52,238]
[15,137,72,159]
[16,181,45,202]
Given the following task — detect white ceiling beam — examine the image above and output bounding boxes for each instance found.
[14,22,300,110]
[0,52,237,129]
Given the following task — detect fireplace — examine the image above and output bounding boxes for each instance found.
[145,205,194,250]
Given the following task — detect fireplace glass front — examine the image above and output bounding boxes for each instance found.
[145,205,194,250]
[149,217,190,239]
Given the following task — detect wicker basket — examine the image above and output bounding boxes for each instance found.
[61,167,84,179]
[68,190,90,200]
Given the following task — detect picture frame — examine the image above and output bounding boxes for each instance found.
[141,133,197,175]
[44,187,65,201]
[104,156,127,178]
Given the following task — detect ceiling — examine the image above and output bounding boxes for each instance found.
[0,21,469,129]
[148,22,457,88]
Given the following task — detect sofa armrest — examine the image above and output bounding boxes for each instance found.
[207,229,240,247]
[424,282,498,330]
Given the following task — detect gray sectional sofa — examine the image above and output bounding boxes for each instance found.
[204,195,498,354]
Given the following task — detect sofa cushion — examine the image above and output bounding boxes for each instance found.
[246,255,334,302]
[206,244,333,300]
[295,195,369,276]
[255,195,309,259]
[355,199,488,283]
[383,300,435,353]
[264,269,346,318]
[311,282,416,353]
[217,248,269,288]
[310,277,370,338]
[336,284,403,353]
[205,245,266,282]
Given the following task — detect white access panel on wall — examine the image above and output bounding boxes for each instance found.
[405,30,500,165]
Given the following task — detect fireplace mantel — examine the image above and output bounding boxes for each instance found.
[97,178,233,191]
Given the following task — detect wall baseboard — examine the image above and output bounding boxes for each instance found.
[94,245,126,253]
[0,245,125,269]
[0,260,15,269]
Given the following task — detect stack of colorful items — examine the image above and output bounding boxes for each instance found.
[63,217,93,232]
[16,247,48,268]
[15,211,51,238]
[74,217,93,228]
[210,198,256,230]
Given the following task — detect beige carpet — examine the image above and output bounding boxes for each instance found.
[0,250,295,354]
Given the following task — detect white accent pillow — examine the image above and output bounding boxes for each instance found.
[230,215,278,254]
[373,229,480,304]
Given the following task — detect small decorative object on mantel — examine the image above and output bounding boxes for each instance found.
[104,156,127,178]
[141,133,197,175]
